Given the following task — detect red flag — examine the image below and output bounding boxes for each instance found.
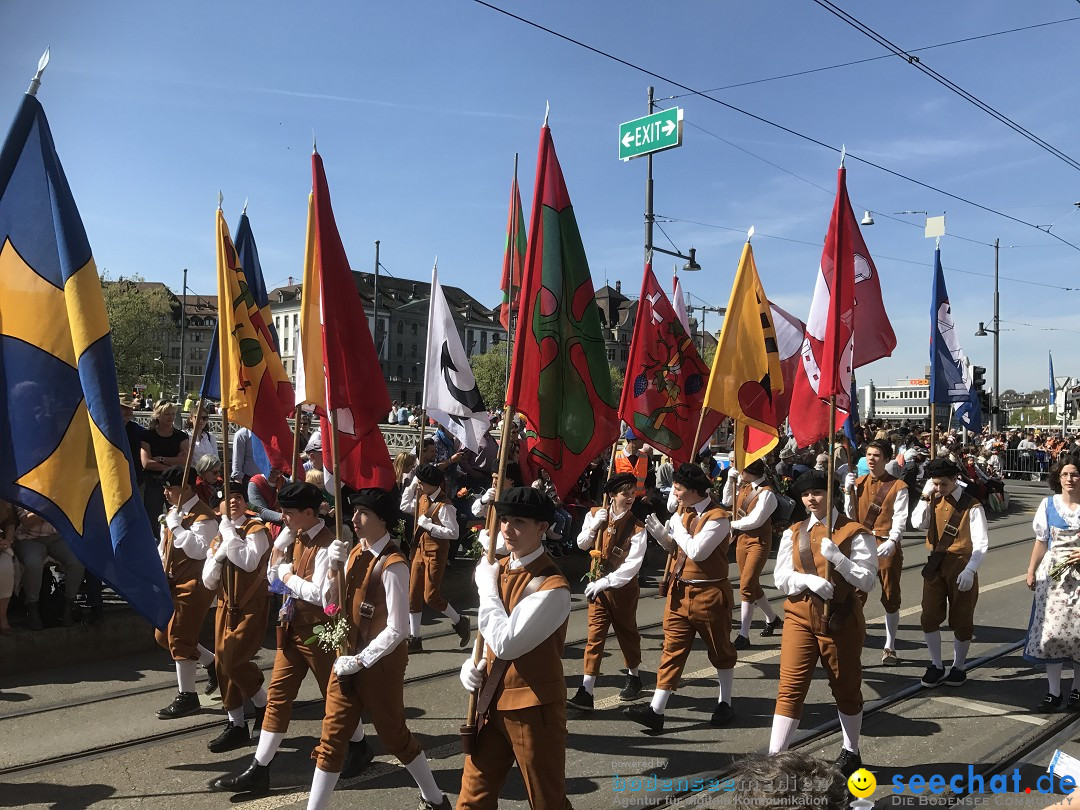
[498,169,527,331]
[507,124,619,497]
[789,166,892,446]
[769,302,806,427]
[620,262,723,464]
[312,152,394,490]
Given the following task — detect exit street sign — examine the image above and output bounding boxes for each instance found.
[619,108,683,161]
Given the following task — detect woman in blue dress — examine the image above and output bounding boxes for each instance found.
[1025,454,1080,711]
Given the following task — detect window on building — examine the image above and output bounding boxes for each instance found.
[397,365,404,380]
[283,334,289,353]
[621,347,628,361]
[292,313,298,329]
[171,347,181,359]
[410,344,417,359]
[397,344,403,358]
[275,317,281,334]
[412,323,418,336]
[492,333,500,346]
[481,332,487,353]
[398,322,404,334]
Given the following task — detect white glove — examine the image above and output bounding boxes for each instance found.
[328,539,349,565]
[802,574,835,600]
[584,578,610,600]
[334,655,363,677]
[876,539,896,559]
[214,540,230,562]
[165,508,182,531]
[645,513,669,542]
[404,477,420,502]
[820,539,844,564]
[460,657,486,692]
[593,508,608,529]
[219,520,240,542]
[273,526,294,552]
[922,480,936,497]
[956,568,976,592]
[417,514,434,532]
[276,563,293,583]
[844,472,857,491]
[481,487,496,505]
[267,563,282,586]
[474,556,500,599]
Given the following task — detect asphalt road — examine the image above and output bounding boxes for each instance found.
[1,485,1067,810]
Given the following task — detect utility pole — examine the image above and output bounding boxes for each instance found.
[179,267,188,402]
[993,239,1000,433]
[644,86,655,268]
[373,240,381,368]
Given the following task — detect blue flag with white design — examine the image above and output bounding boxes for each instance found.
[929,248,981,432]
[0,93,172,629]
[1050,351,1056,407]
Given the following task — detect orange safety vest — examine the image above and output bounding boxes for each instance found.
[614,453,648,497]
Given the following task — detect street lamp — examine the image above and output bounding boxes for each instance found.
[654,244,700,272]
[153,356,165,399]
[973,238,1002,432]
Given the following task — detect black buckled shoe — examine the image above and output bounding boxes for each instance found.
[341,738,375,779]
[619,673,643,702]
[1068,689,1080,711]
[1039,692,1064,713]
[417,794,453,810]
[204,662,219,695]
[568,687,594,711]
[157,691,201,719]
[710,701,735,727]
[835,748,862,779]
[207,721,250,753]
[453,615,471,648]
[626,704,664,732]
[733,634,751,650]
[407,636,423,654]
[920,665,947,688]
[211,759,269,794]
[760,617,783,637]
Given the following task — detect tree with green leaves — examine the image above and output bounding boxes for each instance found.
[101,273,177,392]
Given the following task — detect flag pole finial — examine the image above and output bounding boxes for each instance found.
[217,191,223,211]
[312,130,317,154]
[747,226,755,243]
[839,144,846,168]
[544,101,550,127]
[27,48,50,96]
[242,197,249,216]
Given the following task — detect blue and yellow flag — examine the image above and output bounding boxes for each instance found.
[0,94,172,629]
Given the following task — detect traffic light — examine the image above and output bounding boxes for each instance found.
[972,366,986,392]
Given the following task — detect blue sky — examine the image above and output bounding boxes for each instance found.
[3,1,1079,393]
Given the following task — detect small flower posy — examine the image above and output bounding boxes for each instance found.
[582,549,603,583]
[1049,559,1078,583]
[305,603,351,656]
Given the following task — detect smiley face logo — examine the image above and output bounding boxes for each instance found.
[848,768,876,798]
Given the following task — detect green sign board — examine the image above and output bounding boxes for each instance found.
[619,108,683,161]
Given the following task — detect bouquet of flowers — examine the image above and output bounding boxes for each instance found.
[463,527,484,560]
[305,603,351,656]
[582,549,603,583]
[1049,558,1078,583]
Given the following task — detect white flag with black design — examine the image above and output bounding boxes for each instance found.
[422,262,490,452]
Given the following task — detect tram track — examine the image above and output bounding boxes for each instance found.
[0,507,1040,777]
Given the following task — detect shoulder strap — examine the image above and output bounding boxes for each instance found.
[859,478,895,532]
[930,492,973,553]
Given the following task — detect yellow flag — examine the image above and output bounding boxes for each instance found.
[295,192,325,409]
[703,242,784,470]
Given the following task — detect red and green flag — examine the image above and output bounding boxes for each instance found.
[498,167,527,330]
[507,123,619,497]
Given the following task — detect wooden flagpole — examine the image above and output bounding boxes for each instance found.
[165,398,205,579]
[325,408,345,607]
[218,405,234,607]
[823,394,838,625]
[291,407,304,482]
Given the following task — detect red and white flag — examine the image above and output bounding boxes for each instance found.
[769,302,805,428]
[789,166,894,447]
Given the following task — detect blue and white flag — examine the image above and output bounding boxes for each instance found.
[929,248,982,432]
[1050,351,1056,406]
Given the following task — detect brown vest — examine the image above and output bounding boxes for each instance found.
[344,540,407,651]
[853,473,903,538]
[790,514,863,603]
[734,482,776,542]
[485,552,569,711]
[676,502,730,581]
[417,492,450,551]
[211,514,271,611]
[589,506,642,575]
[925,492,975,555]
[289,523,335,625]
[165,498,218,582]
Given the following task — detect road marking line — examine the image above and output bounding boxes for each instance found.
[932,695,1046,726]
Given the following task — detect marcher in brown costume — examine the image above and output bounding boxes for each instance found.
[156,465,218,720]
[769,470,878,779]
[457,486,573,810]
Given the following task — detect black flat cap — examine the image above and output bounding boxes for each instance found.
[604,472,638,495]
[415,463,445,487]
[160,466,196,488]
[924,458,961,479]
[792,470,833,496]
[494,486,555,523]
[278,481,323,511]
[673,463,712,494]
[348,488,399,526]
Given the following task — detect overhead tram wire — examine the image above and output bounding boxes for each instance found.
[656,215,1079,292]
[668,16,1080,96]
[469,0,1080,253]
[807,0,1080,173]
